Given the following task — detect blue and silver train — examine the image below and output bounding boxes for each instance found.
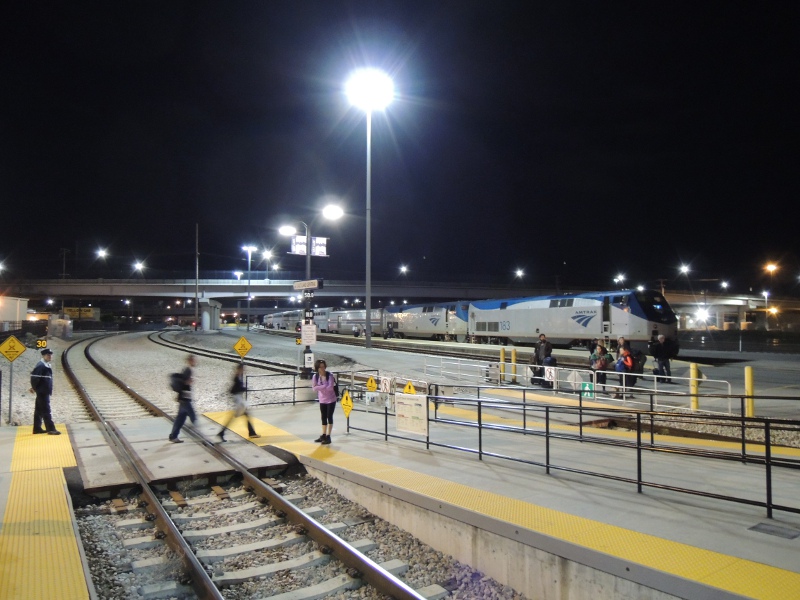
[262,289,677,351]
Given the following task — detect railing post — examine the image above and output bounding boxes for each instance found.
[499,348,506,383]
[740,399,747,462]
[578,389,583,438]
[522,389,527,434]
[478,401,483,460]
[545,406,550,474]
[637,413,643,493]
[765,419,773,519]
[649,394,655,446]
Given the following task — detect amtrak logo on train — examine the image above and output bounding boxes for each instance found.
[571,312,597,327]
[429,317,440,326]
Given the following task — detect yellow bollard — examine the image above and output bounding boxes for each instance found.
[689,363,699,411]
[511,349,517,383]
[500,347,506,382]
[744,366,754,417]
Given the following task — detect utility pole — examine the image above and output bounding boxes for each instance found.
[59,248,70,279]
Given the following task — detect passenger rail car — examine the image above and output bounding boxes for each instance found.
[469,290,677,351]
[384,302,469,341]
[327,308,382,336]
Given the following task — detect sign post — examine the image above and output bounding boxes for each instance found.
[0,335,29,426]
[293,280,323,379]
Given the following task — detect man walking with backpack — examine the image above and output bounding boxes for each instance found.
[168,354,197,443]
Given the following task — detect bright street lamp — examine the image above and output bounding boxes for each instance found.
[242,245,257,331]
[233,271,243,280]
[346,68,394,349]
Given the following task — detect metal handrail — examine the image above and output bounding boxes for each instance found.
[344,388,800,520]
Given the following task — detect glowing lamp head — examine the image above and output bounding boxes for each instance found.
[346,69,394,112]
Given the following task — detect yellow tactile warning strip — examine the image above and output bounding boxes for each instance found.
[0,464,88,599]
[205,411,298,445]
[9,426,77,472]
[231,415,800,600]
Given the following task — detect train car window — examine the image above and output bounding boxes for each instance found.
[612,296,627,305]
[488,322,499,332]
[475,322,487,332]
[460,304,469,311]
[500,302,508,310]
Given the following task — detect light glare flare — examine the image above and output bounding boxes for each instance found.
[346,69,394,112]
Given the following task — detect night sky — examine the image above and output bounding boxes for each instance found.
[2,1,799,296]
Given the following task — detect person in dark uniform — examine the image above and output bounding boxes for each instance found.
[169,354,197,443]
[29,348,61,435]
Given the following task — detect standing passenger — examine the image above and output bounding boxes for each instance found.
[311,359,337,445]
[168,355,197,443]
[590,344,613,392]
[29,348,60,435]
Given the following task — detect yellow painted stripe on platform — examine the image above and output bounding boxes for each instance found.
[205,411,298,445]
[0,468,89,599]
[10,427,77,472]
[245,417,800,600]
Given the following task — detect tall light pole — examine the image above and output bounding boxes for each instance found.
[763,291,769,331]
[346,68,394,349]
[242,245,257,331]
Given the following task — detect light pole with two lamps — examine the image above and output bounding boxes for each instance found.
[279,203,344,377]
[346,68,394,349]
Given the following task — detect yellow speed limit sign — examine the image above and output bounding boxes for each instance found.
[340,389,353,418]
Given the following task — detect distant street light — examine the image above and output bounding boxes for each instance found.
[515,269,524,279]
[766,263,777,291]
[242,245,257,331]
[97,249,107,259]
[346,68,394,349]
[233,271,243,280]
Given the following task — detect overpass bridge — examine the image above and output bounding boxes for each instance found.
[6,278,800,331]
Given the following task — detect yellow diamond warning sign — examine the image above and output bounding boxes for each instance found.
[234,336,252,358]
[0,335,26,363]
[340,389,353,418]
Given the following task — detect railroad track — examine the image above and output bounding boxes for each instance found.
[64,332,439,599]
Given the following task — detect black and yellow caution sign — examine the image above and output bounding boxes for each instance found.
[340,389,353,418]
[295,337,302,345]
[234,336,252,358]
[403,381,416,394]
[366,376,377,392]
[0,335,25,363]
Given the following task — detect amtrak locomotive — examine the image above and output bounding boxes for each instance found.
[262,289,677,351]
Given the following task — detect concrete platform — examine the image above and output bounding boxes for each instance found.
[237,402,800,600]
